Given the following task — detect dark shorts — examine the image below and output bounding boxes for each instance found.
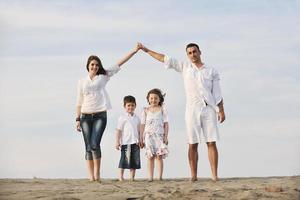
[118,144,141,169]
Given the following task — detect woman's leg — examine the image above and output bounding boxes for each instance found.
[93,159,101,181]
[91,112,107,180]
[86,160,94,181]
[81,116,94,181]
[148,156,155,181]
[156,155,163,180]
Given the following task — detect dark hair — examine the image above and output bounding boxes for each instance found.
[186,43,201,52]
[123,95,136,106]
[86,55,106,75]
[146,88,165,106]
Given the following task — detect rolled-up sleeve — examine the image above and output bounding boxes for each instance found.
[212,69,223,105]
[116,116,124,131]
[76,79,83,106]
[106,65,121,77]
[164,55,183,73]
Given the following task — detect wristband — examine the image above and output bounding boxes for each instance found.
[76,117,80,122]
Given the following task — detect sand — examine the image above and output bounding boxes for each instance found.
[0,176,299,200]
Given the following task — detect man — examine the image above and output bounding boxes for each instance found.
[138,42,225,181]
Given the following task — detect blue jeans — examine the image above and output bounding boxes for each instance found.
[80,111,107,160]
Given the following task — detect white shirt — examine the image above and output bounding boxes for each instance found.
[117,113,141,145]
[76,65,120,113]
[164,55,222,113]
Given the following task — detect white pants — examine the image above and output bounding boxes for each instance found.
[185,105,219,144]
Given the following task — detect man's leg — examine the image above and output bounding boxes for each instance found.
[188,143,198,181]
[207,142,218,181]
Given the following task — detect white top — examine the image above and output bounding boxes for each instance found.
[76,65,120,113]
[141,107,169,135]
[164,55,222,112]
[116,113,141,145]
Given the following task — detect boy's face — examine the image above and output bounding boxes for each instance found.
[124,102,136,115]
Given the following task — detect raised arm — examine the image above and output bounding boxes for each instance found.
[117,43,140,67]
[138,43,165,63]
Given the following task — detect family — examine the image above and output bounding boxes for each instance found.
[75,42,226,182]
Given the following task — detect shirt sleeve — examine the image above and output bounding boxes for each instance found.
[162,107,169,123]
[212,69,223,105]
[164,55,183,73]
[116,116,124,131]
[140,108,147,125]
[106,65,121,78]
[76,79,83,106]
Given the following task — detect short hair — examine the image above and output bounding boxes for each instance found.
[146,88,165,106]
[86,55,106,75]
[186,43,200,52]
[123,95,136,106]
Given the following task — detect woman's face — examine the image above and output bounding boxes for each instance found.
[148,93,160,106]
[88,60,99,75]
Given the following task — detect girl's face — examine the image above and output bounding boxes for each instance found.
[148,93,160,106]
[88,60,99,75]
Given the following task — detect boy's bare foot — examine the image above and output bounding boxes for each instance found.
[190,177,198,182]
[130,178,135,181]
[119,178,124,182]
[148,178,153,182]
[212,176,219,182]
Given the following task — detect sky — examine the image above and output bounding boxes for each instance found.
[0,0,299,179]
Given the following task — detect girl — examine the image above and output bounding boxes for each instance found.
[140,88,169,181]
[75,44,140,182]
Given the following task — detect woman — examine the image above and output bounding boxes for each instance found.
[75,44,140,181]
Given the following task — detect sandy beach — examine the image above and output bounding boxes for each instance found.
[0,176,299,200]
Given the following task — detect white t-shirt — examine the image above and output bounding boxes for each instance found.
[117,113,141,145]
[76,65,120,113]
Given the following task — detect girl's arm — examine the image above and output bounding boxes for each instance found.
[163,122,169,145]
[117,43,140,67]
[140,124,145,148]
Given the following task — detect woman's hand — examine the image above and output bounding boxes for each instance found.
[76,121,81,132]
[115,142,121,150]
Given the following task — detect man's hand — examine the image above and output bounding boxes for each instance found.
[218,110,225,123]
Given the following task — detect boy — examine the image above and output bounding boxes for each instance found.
[115,95,141,181]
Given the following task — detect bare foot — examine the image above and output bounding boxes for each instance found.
[148,178,153,182]
[190,177,198,182]
[212,176,219,182]
[130,178,135,182]
[119,178,124,182]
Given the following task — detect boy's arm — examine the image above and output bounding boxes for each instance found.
[115,129,121,150]
[163,122,169,145]
[117,43,140,67]
[139,43,165,63]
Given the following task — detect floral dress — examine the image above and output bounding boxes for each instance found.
[141,107,169,159]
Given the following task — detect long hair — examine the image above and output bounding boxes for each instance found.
[86,55,106,75]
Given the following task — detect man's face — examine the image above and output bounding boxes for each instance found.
[186,46,201,63]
